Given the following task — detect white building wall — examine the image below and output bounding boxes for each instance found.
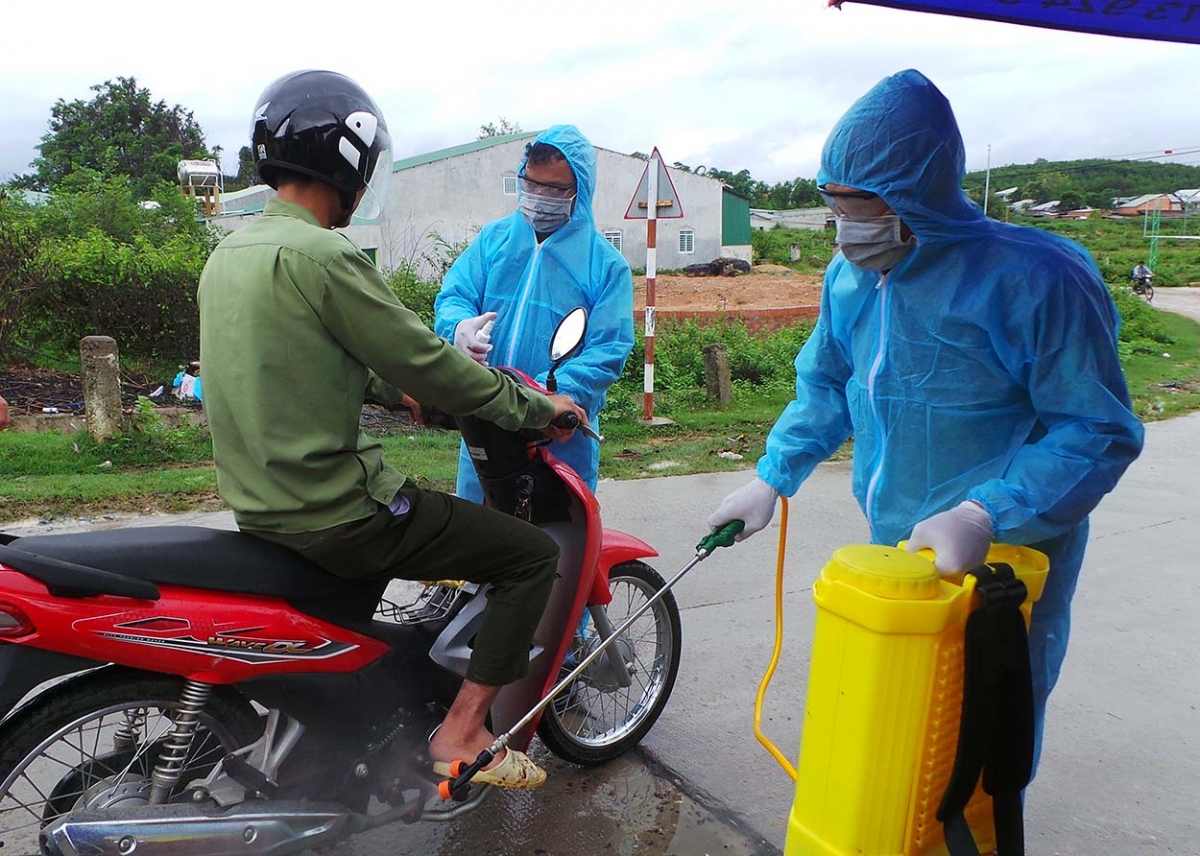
[207,138,741,277]
[590,149,725,272]
[361,139,530,273]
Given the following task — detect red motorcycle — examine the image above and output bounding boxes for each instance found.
[0,309,682,856]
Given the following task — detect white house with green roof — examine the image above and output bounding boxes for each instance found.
[210,131,751,275]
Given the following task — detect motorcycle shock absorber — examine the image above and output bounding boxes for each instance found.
[148,679,213,804]
[114,708,148,752]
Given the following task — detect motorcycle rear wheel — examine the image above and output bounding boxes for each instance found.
[0,671,261,856]
[537,560,681,766]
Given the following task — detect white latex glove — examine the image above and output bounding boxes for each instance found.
[706,477,780,543]
[906,501,993,575]
[453,312,498,364]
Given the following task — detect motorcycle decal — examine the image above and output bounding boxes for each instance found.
[90,629,357,664]
[75,614,359,665]
[113,616,191,632]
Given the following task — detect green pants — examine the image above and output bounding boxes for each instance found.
[247,483,558,687]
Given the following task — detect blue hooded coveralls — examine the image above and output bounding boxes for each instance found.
[758,70,1144,770]
[435,125,634,502]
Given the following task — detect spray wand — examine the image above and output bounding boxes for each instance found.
[438,520,745,801]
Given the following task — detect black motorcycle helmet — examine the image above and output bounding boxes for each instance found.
[251,70,392,219]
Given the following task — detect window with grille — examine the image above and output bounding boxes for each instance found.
[603,230,623,253]
[679,229,695,254]
[503,176,518,195]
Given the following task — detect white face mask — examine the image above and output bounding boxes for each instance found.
[518,191,573,234]
[835,214,917,272]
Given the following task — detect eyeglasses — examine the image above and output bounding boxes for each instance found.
[520,174,577,201]
[818,185,890,218]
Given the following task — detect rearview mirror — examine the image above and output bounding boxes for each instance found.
[546,308,588,394]
[549,308,587,363]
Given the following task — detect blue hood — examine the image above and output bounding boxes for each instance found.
[818,69,989,243]
[520,124,597,230]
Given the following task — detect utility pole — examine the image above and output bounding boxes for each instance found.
[982,143,991,218]
[624,148,683,425]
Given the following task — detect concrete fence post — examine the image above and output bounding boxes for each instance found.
[702,342,733,405]
[80,335,122,441]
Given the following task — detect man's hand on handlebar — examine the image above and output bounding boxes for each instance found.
[542,395,588,443]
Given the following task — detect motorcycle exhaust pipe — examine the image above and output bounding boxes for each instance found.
[41,801,351,856]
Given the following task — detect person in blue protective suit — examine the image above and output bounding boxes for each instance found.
[707,69,1144,775]
[435,125,634,502]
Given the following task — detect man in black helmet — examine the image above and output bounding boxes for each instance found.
[198,70,587,789]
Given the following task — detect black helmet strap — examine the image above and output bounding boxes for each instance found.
[336,189,358,224]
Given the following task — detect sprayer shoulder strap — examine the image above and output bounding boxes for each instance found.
[936,562,1035,856]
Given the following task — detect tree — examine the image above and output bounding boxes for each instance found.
[20,77,212,199]
[11,172,217,361]
[477,118,523,139]
[222,146,258,192]
[705,168,757,200]
[0,196,44,362]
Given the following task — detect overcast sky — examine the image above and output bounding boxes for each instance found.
[3,1,1197,188]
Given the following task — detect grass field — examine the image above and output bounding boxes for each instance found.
[3,303,1197,525]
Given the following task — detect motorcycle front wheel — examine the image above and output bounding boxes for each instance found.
[0,671,261,855]
[538,560,682,766]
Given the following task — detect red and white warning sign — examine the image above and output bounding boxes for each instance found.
[624,148,684,220]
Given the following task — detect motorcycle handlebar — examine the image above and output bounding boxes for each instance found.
[550,410,602,442]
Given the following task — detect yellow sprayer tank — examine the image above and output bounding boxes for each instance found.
[785,543,1048,856]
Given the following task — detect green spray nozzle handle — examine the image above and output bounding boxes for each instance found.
[697,520,745,554]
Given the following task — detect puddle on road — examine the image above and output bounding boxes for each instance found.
[334,749,779,856]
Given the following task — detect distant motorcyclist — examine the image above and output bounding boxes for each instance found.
[1130,260,1154,294]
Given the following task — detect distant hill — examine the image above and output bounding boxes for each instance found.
[963,158,1200,210]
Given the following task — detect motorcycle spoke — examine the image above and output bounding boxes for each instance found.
[112,711,172,786]
[0,812,50,840]
[549,570,676,748]
[5,778,50,821]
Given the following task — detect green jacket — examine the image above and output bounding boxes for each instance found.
[198,199,555,533]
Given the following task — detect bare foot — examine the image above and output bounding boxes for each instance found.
[428,724,507,771]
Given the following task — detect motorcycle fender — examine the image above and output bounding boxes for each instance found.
[590,529,659,607]
[0,643,107,726]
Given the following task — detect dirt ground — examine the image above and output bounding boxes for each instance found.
[633,265,824,311]
[0,366,168,418]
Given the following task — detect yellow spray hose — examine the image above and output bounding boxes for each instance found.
[753,496,798,781]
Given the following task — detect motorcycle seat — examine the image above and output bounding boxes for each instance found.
[6,526,378,600]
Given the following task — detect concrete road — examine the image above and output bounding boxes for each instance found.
[602,413,1200,855]
[1151,285,1200,323]
[5,417,1198,855]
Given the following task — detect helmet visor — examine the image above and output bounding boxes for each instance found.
[352,141,392,221]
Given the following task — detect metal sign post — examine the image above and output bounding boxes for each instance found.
[625,148,683,423]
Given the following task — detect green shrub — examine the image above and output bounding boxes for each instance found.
[11,174,217,361]
[1108,284,1174,356]
[383,265,441,328]
[86,397,211,466]
[601,318,813,421]
[751,227,835,271]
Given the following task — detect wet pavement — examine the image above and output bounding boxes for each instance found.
[331,750,776,856]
